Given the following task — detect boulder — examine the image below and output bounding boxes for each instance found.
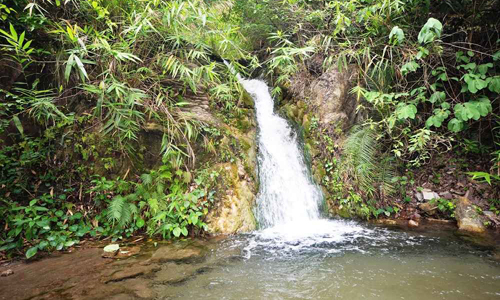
[454,197,486,233]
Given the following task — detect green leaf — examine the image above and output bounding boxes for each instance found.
[389,26,404,45]
[181,227,188,236]
[65,54,75,82]
[9,23,17,41]
[395,104,417,120]
[26,246,38,259]
[173,227,181,237]
[448,118,464,132]
[12,115,24,136]
[401,61,419,76]
[478,63,493,75]
[418,18,443,44]
[136,218,145,228]
[428,91,445,104]
[488,76,500,93]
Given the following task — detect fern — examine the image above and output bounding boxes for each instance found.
[343,126,396,198]
[108,195,137,228]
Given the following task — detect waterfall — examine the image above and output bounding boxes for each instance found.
[239,79,323,229]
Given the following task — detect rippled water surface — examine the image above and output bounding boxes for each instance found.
[154,220,500,300]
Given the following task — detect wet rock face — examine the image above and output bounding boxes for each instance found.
[206,162,257,234]
[290,66,359,129]
[455,197,486,233]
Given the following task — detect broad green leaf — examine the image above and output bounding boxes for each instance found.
[389,26,404,45]
[395,104,417,120]
[26,246,38,258]
[418,18,442,44]
[401,61,419,76]
[488,76,500,93]
[448,118,464,132]
[478,63,493,75]
[173,227,181,237]
[428,91,445,104]
[181,227,188,236]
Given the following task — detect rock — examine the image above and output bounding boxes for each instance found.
[1,269,13,277]
[422,189,439,200]
[103,246,140,259]
[374,219,397,225]
[411,212,422,221]
[415,192,423,202]
[408,220,419,228]
[103,265,156,283]
[153,262,197,283]
[483,211,500,226]
[150,245,202,263]
[419,202,437,215]
[439,191,453,200]
[454,197,486,233]
[206,161,257,234]
[290,67,358,129]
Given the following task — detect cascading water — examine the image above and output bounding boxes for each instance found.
[237,76,371,250]
[240,79,323,228]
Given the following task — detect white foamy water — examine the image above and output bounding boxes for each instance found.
[240,78,323,229]
[235,76,380,252]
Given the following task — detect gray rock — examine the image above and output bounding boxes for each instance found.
[422,189,439,200]
[455,197,486,233]
[415,192,423,202]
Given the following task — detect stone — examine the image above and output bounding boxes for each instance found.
[290,67,358,129]
[419,202,437,215]
[408,220,419,228]
[483,211,500,226]
[421,189,439,200]
[374,219,397,225]
[439,191,453,200]
[1,269,13,277]
[102,246,140,259]
[454,197,486,233]
[206,161,257,234]
[102,265,156,283]
[415,192,423,202]
[153,262,197,283]
[150,245,202,263]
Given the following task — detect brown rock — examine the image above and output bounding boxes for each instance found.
[455,197,486,233]
[419,202,437,215]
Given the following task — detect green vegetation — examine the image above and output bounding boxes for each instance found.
[1,0,499,258]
